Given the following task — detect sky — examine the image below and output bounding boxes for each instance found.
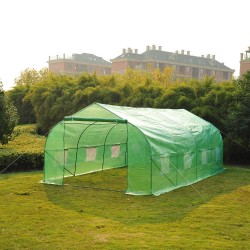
[1,0,250,90]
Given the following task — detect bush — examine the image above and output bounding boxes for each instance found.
[0,152,44,172]
[0,125,45,173]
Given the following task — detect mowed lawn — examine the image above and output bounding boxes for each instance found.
[0,166,249,250]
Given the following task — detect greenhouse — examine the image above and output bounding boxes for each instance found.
[43,103,223,196]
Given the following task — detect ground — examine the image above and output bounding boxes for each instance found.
[0,166,249,249]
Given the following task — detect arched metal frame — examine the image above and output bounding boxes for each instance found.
[101,123,119,171]
[62,117,128,182]
[74,121,97,176]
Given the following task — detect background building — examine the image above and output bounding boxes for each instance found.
[240,47,250,76]
[48,53,111,76]
[111,45,234,81]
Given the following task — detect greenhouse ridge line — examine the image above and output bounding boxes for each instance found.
[64,116,128,124]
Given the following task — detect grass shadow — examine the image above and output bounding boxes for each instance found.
[44,166,250,225]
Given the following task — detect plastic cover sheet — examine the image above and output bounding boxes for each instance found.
[44,103,223,195]
[99,103,223,195]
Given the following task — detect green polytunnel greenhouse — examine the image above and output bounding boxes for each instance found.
[43,103,224,196]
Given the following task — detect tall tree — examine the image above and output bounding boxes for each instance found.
[8,68,50,124]
[0,81,18,144]
[7,84,36,124]
[14,68,48,86]
[225,71,250,163]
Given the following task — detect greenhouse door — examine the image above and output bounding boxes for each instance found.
[63,118,128,178]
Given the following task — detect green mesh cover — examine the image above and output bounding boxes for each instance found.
[44,103,223,195]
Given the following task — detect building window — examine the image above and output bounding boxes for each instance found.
[64,149,68,164]
[179,66,185,74]
[206,69,211,76]
[160,157,170,174]
[184,153,192,169]
[192,68,199,78]
[66,63,72,70]
[111,145,120,158]
[159,63,164,71]
[86,147,97,161]
[135,64,142,69]
[223,71,229,80]
[202,150,208,165]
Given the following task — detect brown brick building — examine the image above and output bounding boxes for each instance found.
[240,46,250,76]
[48,53,111,76]
[111,45,234,81]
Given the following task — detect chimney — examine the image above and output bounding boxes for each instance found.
[207,54,210,59]
[240,53,243,61]
[175,50,178,54]
[134,49,138,54]
[248,46,250,51]
[56,55,58,59]
[201,55,204,58]
[128,48,132,53]
[158,46,162,51]
[187,51,190,55]
[63,53,65,59]
[212,55,215,60]
[122,48,126,54]
[146,45,150,51]
[181,50,184,54]
[49,56,50,61]
[152,45,156,50]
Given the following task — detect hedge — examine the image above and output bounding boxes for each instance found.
[0,125,45,173]
[0,152,44,173]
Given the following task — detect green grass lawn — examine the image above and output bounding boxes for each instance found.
[0,166,249,250]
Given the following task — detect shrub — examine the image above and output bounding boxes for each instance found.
[0,125,45,173]
[0,152,44,172]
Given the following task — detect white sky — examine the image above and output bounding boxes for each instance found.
[1,0,250,90]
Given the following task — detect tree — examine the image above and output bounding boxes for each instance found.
[7,84,36,124]
[0,81,18,144]
[8,68,50,125]
[14,68,48,86]
[25,74,77,133]
[225,71,250,163]
[154,83,196,110]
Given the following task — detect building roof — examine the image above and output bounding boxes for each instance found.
[73,53,111,66]
[112,49,233,71]
[48,53,111,67]
[112,52,144,61]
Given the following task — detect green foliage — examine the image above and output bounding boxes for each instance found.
[0,152,44,172]
[8,68,51,125]
[155,83,196,109]
[25,74,77,133]
[14,67,48,86]
[0,125,45,172]
[0,82,19,144]
[7,84,36,124]
[9,68,250,163]
[224,71,250,163]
